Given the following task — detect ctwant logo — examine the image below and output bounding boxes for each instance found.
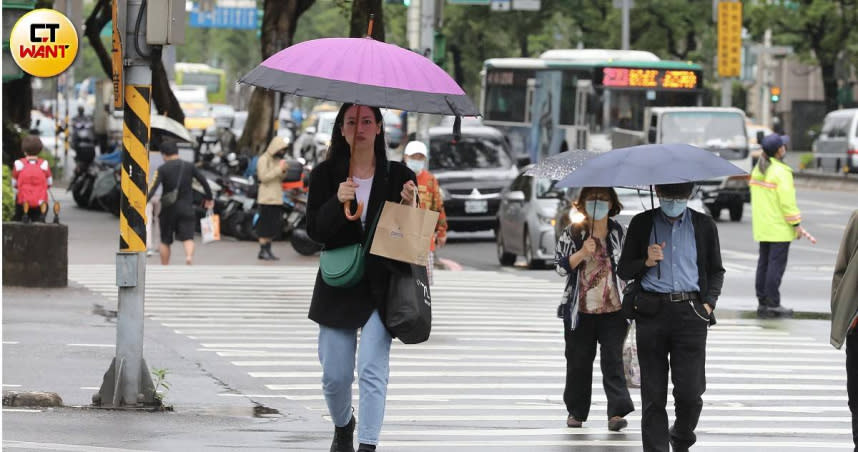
[10,9,79,78]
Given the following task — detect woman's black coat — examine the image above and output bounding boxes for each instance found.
[306,156,417,329]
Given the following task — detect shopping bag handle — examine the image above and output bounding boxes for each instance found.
[400,186,418,208]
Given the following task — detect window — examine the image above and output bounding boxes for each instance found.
[181,72,221,93]
[484,69,533,123]
[660,112,749,160]
[429,135,512,171]
[823,116,851,138]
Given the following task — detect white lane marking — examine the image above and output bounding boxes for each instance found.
[381,414,850,422]
[266,383,845,391]
[379,404,850,414]
[381,427,853,437]
[3,441,158,451]
[3,384,22,387]
[249,370,845,380]
[278,394,850,402]
[378,439,852,448]
[3,341,20,345]
[66,344,114,348]
[2,409,43,413]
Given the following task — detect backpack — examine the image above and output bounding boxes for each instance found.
[15,157,49,207]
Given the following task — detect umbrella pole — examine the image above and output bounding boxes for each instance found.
[367,14,374,37]
[344,105,364,221]
[650,185,661,279]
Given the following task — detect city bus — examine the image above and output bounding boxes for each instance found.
[174,62,227,104]
[480,49,704,162]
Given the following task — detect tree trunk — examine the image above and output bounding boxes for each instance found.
[2,77,32,166]
[239,0,315,156]
[519,35,529,58]
[450,44,464,87]
[84,0,112,76]
[821,62,839,113]
[350,0,384,40]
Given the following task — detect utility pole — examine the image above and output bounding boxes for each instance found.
[415,0,436,142]
[94,0,158,408]
[760,27,772,129]
[407,0,420,51]
[621,0,630,50]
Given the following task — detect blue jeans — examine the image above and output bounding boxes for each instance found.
[318,310,392,445]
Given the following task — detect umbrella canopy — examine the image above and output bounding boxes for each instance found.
[524,149,603,180]
[151,114,194,144]
[555,143,746,189]
[239,37,479,117]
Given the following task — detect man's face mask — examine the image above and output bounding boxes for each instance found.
[658,197,688,218]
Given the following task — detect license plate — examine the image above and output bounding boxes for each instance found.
[464,200,488,214]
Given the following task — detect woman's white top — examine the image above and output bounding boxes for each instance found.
[353,175,374,227]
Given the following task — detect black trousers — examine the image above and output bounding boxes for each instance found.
[755,241,790,304]
[563,310,634,422]
[636,300,709,452]
[847,330,858,451]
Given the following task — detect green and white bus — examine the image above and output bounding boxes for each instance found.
[175,62,227,104]
[480,49,704,162]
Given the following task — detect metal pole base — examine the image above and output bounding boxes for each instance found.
[92,357,160,408]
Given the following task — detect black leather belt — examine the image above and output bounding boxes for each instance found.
[643,291,700,303]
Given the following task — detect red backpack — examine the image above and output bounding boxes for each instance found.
[14,157,50,207]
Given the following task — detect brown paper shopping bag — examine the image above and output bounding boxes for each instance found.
[370,200,439,266]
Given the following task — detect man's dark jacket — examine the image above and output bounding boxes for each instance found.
[306,157,416,329]
[617,208,725,325]
[147,159,213,208]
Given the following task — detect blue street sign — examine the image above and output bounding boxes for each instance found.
[189,7,258,29]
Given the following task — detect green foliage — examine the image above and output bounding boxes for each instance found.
[799,152,815,170]
[151,368,171,403]
[2,165,14,222]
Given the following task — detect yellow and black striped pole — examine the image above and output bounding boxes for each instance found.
[119,85,150,251]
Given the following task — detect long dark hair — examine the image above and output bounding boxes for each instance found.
[326,103,388,168]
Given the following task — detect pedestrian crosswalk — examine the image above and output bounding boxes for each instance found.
[69,265,853,450]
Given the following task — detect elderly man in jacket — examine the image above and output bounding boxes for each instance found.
[618,182,724,452]
[831,210,858,451]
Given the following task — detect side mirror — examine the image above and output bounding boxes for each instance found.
[505,190,526,202]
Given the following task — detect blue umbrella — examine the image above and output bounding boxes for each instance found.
[555,143,746,189]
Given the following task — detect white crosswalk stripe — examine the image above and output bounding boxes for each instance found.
[69,265,853,450]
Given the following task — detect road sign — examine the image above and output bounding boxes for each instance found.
[188,7,257,29]
[717,1,742,78]
[490,0,510,10]
[512,0,540,10]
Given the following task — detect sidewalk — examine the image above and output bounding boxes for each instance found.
[2,284,333,451]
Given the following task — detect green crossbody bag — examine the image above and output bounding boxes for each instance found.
[319,197,383,288]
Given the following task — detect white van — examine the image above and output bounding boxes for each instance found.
[815,108,858,173]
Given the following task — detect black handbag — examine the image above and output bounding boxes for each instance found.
[622,279,661,317]
[385,263,432,344]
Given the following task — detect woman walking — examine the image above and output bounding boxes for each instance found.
[306,103,417,452]
[554,187,634,431]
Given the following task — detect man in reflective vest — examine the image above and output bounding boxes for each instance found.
[750,134,803,318]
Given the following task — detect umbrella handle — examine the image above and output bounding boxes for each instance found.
[344,201,363,221]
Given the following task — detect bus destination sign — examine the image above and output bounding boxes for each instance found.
[600,67,700,90]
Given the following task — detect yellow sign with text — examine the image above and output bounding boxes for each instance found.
[717,1,742,78]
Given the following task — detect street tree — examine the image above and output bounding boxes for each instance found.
[238,0,316,155]
[746,0,858,112]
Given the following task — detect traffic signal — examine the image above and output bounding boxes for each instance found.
[771,86,781,103]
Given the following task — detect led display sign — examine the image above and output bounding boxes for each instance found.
[601,67,700,90]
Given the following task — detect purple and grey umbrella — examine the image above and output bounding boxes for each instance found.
[239,37,479,117]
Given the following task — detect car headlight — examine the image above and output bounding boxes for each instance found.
[568,207,586,224]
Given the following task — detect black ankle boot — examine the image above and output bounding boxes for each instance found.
[357,444,376,452]
[264,243,279,261]
[330,416,355,452]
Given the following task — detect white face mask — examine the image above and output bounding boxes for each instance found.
[406,159,425,173]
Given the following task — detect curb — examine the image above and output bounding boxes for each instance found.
[794,170,858,191]
[714,308,830,321]
[3,391,63,408]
